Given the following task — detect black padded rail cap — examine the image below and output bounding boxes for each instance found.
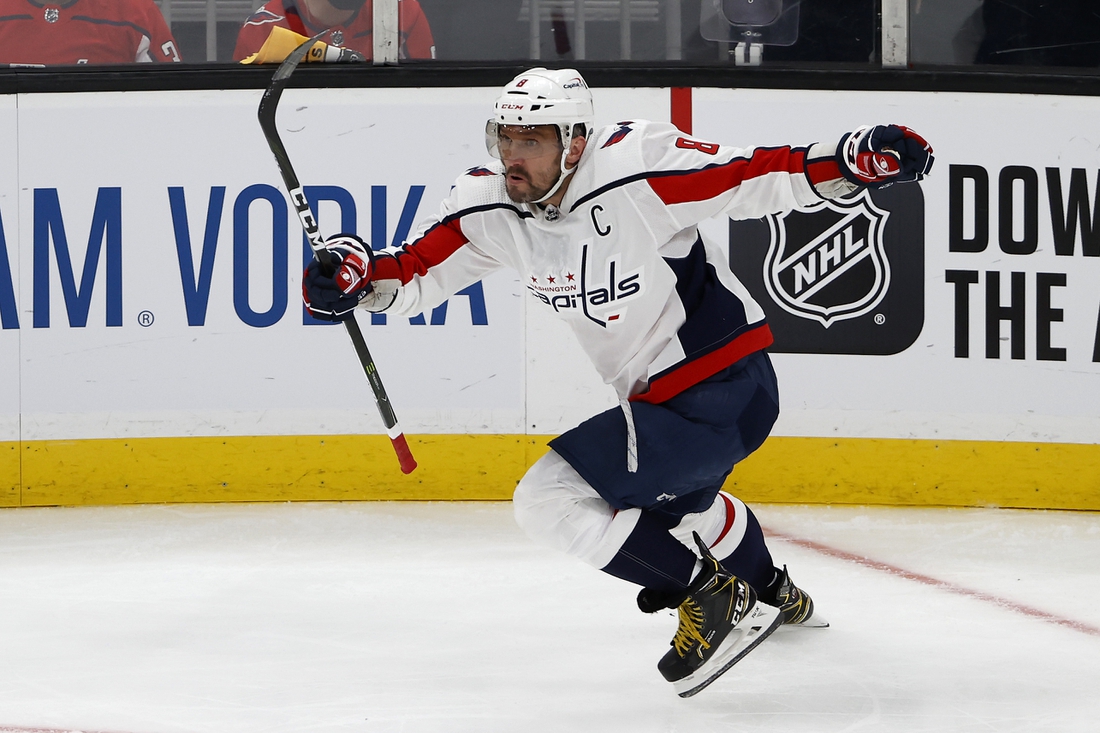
[2,61,1100,97]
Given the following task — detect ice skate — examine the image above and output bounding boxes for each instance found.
[651,534,782,698]
[765,565,829,628]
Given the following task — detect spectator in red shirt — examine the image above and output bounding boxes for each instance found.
[234,0,435,62]
[0,0,181,65]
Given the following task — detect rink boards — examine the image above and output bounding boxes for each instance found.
[0,87,1098,508]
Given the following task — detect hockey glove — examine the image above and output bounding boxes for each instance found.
[303,234,395,322]
[837,124,934,189]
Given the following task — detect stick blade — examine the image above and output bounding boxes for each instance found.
[257,30,330,133]
[272,30,329,81]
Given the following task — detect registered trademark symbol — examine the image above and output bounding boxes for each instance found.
[873,313,886,325]
[137,310,155,327]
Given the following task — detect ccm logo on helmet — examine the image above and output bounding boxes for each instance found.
[501,103,525,110]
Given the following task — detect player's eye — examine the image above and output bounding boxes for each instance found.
[495,132,560,159]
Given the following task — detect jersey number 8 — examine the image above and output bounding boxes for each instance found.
[675,137,720,155]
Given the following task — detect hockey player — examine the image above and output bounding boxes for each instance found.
[303,68,933,696]
[0,0,181,65]
[234,0,434,62]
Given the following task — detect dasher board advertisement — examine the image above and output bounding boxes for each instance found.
[0,84,1096,507]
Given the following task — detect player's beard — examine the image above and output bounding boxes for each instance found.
[505,164,557,204]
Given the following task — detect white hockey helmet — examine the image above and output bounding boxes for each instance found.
[485,68,595,203]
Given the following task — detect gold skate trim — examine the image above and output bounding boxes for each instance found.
[673,600,784,698]
[0,434,1097,508]
[671,600,710,657]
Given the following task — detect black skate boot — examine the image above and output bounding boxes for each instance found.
[762,565,828,628]
[643,533,782,698]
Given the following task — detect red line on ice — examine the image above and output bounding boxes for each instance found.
[763,526,1100,638]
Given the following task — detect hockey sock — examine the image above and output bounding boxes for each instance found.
[600,510,700,593]
[716,505,776,594]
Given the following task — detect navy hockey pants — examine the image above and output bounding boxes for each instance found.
[549,349,780,524]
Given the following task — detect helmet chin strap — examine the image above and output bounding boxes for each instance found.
[531,145,576,205]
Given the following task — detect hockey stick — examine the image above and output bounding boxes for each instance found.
[257,33,417,474]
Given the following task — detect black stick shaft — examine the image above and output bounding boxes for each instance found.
[257,34,416,474]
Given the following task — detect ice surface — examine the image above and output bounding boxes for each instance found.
[0,502,1097,733]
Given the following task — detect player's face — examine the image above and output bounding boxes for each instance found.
[498,125,564,203]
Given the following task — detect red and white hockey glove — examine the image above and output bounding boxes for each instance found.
[302,234,396,321]
[838,124,934,189]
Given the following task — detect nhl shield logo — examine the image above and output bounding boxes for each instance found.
[729,184,924,355]
[763,191,890,328]
[44,7,60,22]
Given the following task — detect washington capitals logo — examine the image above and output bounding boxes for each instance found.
[465,166,495,177]
[764,191,890,328]
[526,244,642,326]
[244,9,285,26]
[601,122,634,149]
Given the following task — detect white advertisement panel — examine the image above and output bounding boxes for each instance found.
[14,88,526,441]
[9,86,671,443]
[0,96,17,446]
[2,82,1096,508]
[694,88,1100,445]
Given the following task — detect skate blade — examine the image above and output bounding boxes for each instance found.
[795,613,830,628]
[673,600,783,698]
[779,612,830,630]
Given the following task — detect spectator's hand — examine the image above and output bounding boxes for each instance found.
[838,124,934,189]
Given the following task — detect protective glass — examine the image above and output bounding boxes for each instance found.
[485,121,563,160]
[700,0,800,46]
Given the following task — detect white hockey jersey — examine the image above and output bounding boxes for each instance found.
[371,120,847,404]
